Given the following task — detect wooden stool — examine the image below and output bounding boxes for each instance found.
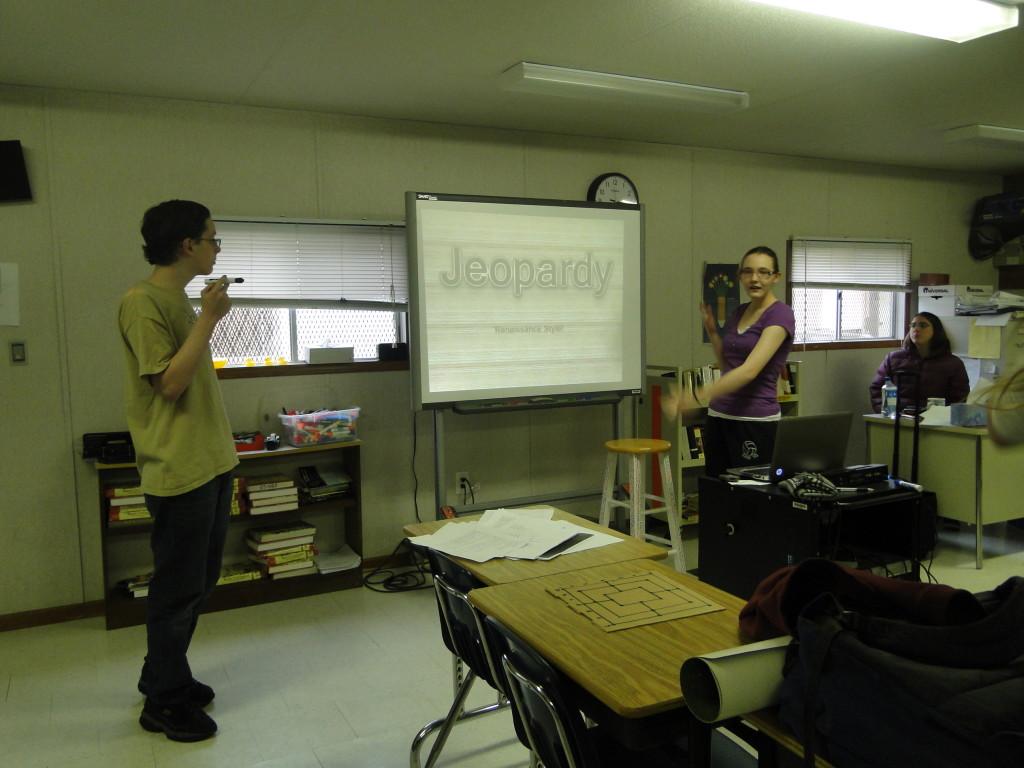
[599,438,685,572]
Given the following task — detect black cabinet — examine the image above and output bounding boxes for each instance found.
[698,477,920,599]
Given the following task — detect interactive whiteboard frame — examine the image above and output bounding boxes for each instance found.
[406,191,645,410]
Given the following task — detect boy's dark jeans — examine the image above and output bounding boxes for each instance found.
[141,471,232,704]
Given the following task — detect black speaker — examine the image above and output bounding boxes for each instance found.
[0,140,32,202]
[377,342,408,361]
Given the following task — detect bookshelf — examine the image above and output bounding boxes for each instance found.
[96,441,363,629]
[643,362,802,514]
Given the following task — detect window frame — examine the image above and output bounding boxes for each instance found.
[785,237,912,352]
[188,216,410,379]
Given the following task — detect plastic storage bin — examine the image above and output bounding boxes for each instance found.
[278,408,359,446]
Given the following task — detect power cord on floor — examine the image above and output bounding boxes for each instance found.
[362,538,433,593]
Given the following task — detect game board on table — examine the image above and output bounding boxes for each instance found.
[548,569,725,632]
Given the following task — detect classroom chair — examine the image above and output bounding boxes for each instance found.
[599,438,686,571]
[410,550,515,768]
[483,614,689,768]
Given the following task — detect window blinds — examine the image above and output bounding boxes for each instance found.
[185,220,408,306]
[790,238,911,291]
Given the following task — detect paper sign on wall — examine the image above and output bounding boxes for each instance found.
[0,263,19,326]
[968,321,1000,359]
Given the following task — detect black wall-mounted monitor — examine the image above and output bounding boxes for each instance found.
[0,140,33,202]
[406,191,645,410]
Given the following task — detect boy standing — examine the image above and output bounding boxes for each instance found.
[119,200,238,741]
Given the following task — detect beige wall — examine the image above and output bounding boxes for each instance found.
[0,84,1000,615]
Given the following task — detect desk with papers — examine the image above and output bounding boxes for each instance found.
[408,508,831,767]
[403,507,667,584]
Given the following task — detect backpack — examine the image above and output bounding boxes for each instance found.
[777,576,1024,768]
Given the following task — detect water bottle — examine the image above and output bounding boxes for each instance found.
[882,378,898,417]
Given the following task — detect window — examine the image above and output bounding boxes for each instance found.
[186,219,408,366]
[787,238,911,347]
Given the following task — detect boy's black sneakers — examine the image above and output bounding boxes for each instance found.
[139,699,217,742]
[138,678,215,707]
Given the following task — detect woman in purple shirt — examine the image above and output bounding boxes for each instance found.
[663,246,795,476]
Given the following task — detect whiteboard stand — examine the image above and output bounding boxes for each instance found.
[432,397,630,518]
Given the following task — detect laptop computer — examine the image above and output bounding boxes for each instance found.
[727,412,853,482]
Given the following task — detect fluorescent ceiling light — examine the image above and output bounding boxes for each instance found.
[944,124,1024,146]
[746,0,1018,43]
[500,62,749,113]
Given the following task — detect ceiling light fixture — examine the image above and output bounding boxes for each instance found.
[500,62,749,113]
[944,124,1024,147]
[746,0,1018,43]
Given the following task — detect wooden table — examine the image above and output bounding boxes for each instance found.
[468,557,745,717]
[469,557,746,766]
[403,509,667,585]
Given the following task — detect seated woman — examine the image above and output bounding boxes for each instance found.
[869,311,969,413]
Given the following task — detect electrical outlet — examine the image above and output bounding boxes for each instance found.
[455,471,470,489]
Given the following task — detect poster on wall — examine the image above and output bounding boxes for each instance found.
[702,263,738,342]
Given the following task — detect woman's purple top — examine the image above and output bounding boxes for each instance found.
[710,301,795,418]
[868,346,970,412]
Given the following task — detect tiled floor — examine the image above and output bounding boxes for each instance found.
[0,521,1020,768]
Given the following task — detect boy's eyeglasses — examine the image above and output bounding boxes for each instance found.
[195,237,222,248]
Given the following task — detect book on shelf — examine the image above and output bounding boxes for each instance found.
[299,465,351,489]
[692,426,705,459]
[108,495,146,507]
[249,498,300,515]
[118,571,152,598]
[246,533,315,553]
[252,542,316,559]
[216,562,262,585]
[109,504,151,522]
[269,562,318,580]
[244,473,295,493]
[299,465,351,501]
[108,516,152,528]
[315,544,361,574]
[684,426,699,460]
[304,485,350,502]
[778,364,792,396]
[104,484,143,498]
[256,556,318,575]
[247,521,316,543]
[249,544,318,567]
[248,486,299,502]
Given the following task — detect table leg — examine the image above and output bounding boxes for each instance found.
[975,437,983,570]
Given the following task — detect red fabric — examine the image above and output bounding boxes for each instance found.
[739,558,981,641]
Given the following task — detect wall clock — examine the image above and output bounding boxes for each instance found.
[587,172,639,204]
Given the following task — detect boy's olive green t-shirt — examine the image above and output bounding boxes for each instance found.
[119,281,238,496]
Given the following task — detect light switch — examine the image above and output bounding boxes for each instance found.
[10,341,26,364]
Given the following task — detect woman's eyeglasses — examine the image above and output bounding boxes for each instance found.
[739,268,776,279]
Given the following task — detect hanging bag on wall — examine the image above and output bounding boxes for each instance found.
[777,576,1024,768]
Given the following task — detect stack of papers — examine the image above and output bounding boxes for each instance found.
[315,544,362,574]
[956,290,1024,315]
[407,507,621,563]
